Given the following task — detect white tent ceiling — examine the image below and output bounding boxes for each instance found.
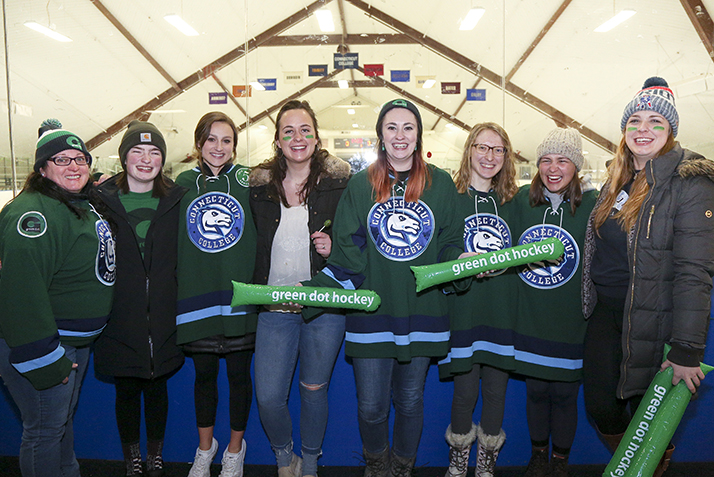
[1,0,714,184]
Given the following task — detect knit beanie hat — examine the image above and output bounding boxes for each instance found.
[536,127,584,172]
[34,119,92,172]
[620,77,678,137]
[376,98,423,134]
[118,120,167,166]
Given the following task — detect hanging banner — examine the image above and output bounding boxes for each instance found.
[364,64,384,76]
[232,85,252,97]
[416,75,436,88]
[334,53,359,69]
[467,89,487,101]
[391,70,410,82]
[283,71,303,84]
[258,78,277,91]
[309,65,328,76]
[441,82,461,94]
[208,92,228,105]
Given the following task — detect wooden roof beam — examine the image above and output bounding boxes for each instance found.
[680,0,714,62]
[86,0,333,149]
[345,0,616,153]
[90,0,181,92]
[260,33,418,47]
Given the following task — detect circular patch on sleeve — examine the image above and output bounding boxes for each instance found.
[17,211,47,238]
[235,167,251,187]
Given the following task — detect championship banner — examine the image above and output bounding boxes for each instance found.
[283,71,303,84]
[391,70,410,82]
[334,53,359,69]
[231,282,381,312]
[364,64,384,76]
[309,65,328,76]
[441,82,461,94]
[411,238,564,292]
[467,88,486,101]
[232,85,251,97]
[258,78,277,91]
[208,92,228,105]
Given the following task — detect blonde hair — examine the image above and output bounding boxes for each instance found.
[453,122,518,203]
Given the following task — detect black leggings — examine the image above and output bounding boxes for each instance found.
[450,364,509,436]
[525,378,580,455]
[115,375,169,444]
[192,350,253,431]
[583,296,641,435]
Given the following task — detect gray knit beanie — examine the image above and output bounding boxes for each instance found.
[620,77,678,137]
[536,127,584,172]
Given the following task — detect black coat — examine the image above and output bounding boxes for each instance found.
[250,154,351,284]
[93,175,187,379]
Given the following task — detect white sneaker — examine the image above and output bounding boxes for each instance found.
[218,439,246,477]
[188,437,219,477]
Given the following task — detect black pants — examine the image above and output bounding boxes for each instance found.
[583,296,641,435]
[450,364,509,436]
[192,350,253,431]
[115,375,169,444]
[525,378,580,455]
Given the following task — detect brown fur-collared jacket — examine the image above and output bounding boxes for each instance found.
[582,144,714,398]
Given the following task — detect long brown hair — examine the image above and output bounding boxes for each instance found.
[254,100,328,207]
[592,133,676,233]
[368,105,430,203]
[529,171,583,216]
[454,122,518,203]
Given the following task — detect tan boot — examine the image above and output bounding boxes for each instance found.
[444,423,477,477]
[652,445,675,477]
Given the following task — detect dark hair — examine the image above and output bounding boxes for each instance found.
[115,169,172,197]
[20,172,89,219]
[254,100,328,207]
[528,171,583,216]
[368,105,430,203]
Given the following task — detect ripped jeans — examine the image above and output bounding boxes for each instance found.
[255,311,345,468]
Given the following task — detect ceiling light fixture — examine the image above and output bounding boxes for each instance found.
[24,22,72,42]
[315,9,335,32]
[164,15,199,36]
[352,123,359,128]
[250,81,266,91]
[422,79,436,89]
[459,8,485,31]
[594,10,636,32]
[338,79,349,89]
[347,109,355,115]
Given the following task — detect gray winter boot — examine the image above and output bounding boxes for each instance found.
[363,447,390,477]
[474,425,506,477]
[390,450,416,477]
[444,423,478,477]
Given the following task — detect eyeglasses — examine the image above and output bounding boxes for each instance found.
[48,156,89,166]
[472,144,506,157]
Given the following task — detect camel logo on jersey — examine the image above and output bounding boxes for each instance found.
[464,213,511,276]
[518,224,578,289]
[368,197,434,261]
[187,192,244,253]
[95,219,116,286]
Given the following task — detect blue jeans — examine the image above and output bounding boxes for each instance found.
[254,311,345,472]
[352,356,431,459]
[0,339,90,477]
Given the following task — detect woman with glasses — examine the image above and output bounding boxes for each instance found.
[440,123,519,477]
[0,120,115,477]
[94,121,186,477]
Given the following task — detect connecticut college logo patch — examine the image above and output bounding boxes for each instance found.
[464,213,511,276]
[368,197,434,261]
[186,192,244,253]
[17,211,47,238]
[518,224,578,289]
[95,220,116,286]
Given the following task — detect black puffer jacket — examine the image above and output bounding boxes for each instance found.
[93,176,187,379]
[583,144,714,398]
[249,154,350,284]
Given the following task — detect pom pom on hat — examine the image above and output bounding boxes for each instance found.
[620,76,679,137]
[536,127,584,172]
[34,119,92,172]
[118,120,167,166]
